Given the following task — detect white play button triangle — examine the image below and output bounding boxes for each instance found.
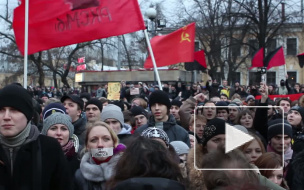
[225,123,254,154]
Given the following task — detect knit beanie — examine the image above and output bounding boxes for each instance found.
[130,106,148,118]
[42,112,74,138]
[141,127,170,146]
[0,84,33,122]
[171,100,182,108]
[216,101,229,112]
[61,95,84,111]
[290,106,304,120]
[267,119,292,141]
[80,92,91,101]
[149,90,171,110]
[42,102,67,120]
[246,95,255,102]
[101,104,124,126]
[85,98,103,112]
[170,141,190,155]
[202,118,226,145]
[228,102,241,112]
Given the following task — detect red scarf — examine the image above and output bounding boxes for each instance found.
[62,140,75,159]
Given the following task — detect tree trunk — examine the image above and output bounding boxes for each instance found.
[53,71,58,88]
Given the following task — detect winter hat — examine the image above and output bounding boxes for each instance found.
[231,98,242,105]
[267,119,292,141]
[171,100,182,108]
[42,102,67,120]
[290,106,304,120]
[0,84,33,122]
[85,98,103,112]
[170,141,190,155]
[42,112,74,138]
[202,118,226,145]
[216,101,229,112]
[80,92,91,101]
[101,104,124,126]
[148,90,171,110]
[61,95,84,111]
[228,102,241,112]
[233,125,249,134]
[141,127,170,146]
[246,95,255,102]
[130,106,148,118]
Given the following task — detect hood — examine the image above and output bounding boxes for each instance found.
[114,177,185,190]
[119,123,132,135]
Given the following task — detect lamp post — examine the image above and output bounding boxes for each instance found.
[146,6,157,85]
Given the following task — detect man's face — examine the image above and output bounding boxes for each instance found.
[268,86,274,91]
[220,95,228,101]
[104,118,122,134]
[279,100,290,113]
[203,103,216,120]
[85,104,101,122]
[222,80,228,87]
[267,106,275,117]
[151,103,168,122]
[295,84,300,91]
[195,119,206,139]
[235,82,239,87]
[170,105,180,120]
[217,109,228,121]
[270,135,291,154]
[0,107,28,137]
[228,107,239,121]
[134,114,147,127]
[63,99,81,122]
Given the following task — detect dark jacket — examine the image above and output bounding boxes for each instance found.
[135,114,190,147]
[113,177,185,190]
[286,149,304,190]
[0,133,72,190]
[73,113,87,149]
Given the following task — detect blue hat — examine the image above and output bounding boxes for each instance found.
[42,102,67,120]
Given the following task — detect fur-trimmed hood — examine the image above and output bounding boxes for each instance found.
[186,144,207,190]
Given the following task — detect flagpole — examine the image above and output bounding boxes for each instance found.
[144,29,163,90]
[23,0,29,88]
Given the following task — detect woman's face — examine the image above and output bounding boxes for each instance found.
[287,110,302,126]
[268,167,283,186]
[206,134,225,153]
[243,140,263,164]
[86,126,114,160]
[240,113,253,129]
[47,124,70,146]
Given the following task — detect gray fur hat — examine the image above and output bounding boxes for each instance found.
[170,141,189,155]
[42,112,74,138]
[101,104,124,126]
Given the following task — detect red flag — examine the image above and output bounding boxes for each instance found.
[76,64,86,71]
[78,57,85,63]
[13,0,145,55]
[194,50,207,68]
[249,47,264,70]
[144,23,195,68]
[264,46,285,70]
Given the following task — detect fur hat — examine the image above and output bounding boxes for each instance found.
[141,127,170,146]
[202,118,226,145]
[130,106,148,118]
[149,90,171,110]
[61,95,84,111]
[267,119,292,141]
[42,112,74,138]
[101,104,124,126]
[246,95,255,102]
[85,98,103,112]
[0,84,33,122]
[42,102,67,120]
[170,141,189,155]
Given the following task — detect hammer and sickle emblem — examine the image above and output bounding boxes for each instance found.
[180,26,191,43]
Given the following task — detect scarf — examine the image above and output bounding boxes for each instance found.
[0,122,31,148]
[267,144,293,163]
[62,140,75,159]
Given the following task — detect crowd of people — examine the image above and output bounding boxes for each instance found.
[1,76,304,189]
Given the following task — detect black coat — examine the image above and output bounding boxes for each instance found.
[286,149,304,190]
[0,135,72,190]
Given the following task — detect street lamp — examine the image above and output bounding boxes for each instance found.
[146,6,157,85]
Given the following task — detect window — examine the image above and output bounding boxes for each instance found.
[267,39,277,53]
[266,72,276,85]
[231,39,241,57]
[287,38,297,55]
[230,72,241,85]
[249,72,261,85]
[195,41,200,51]
[287,71,297,86]
[248,39,259,57]
[212,72,222,84]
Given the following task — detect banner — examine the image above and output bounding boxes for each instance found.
[255,93,304,102]
[107,82,120,100]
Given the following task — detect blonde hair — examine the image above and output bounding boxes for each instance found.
[85,121,119,150]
